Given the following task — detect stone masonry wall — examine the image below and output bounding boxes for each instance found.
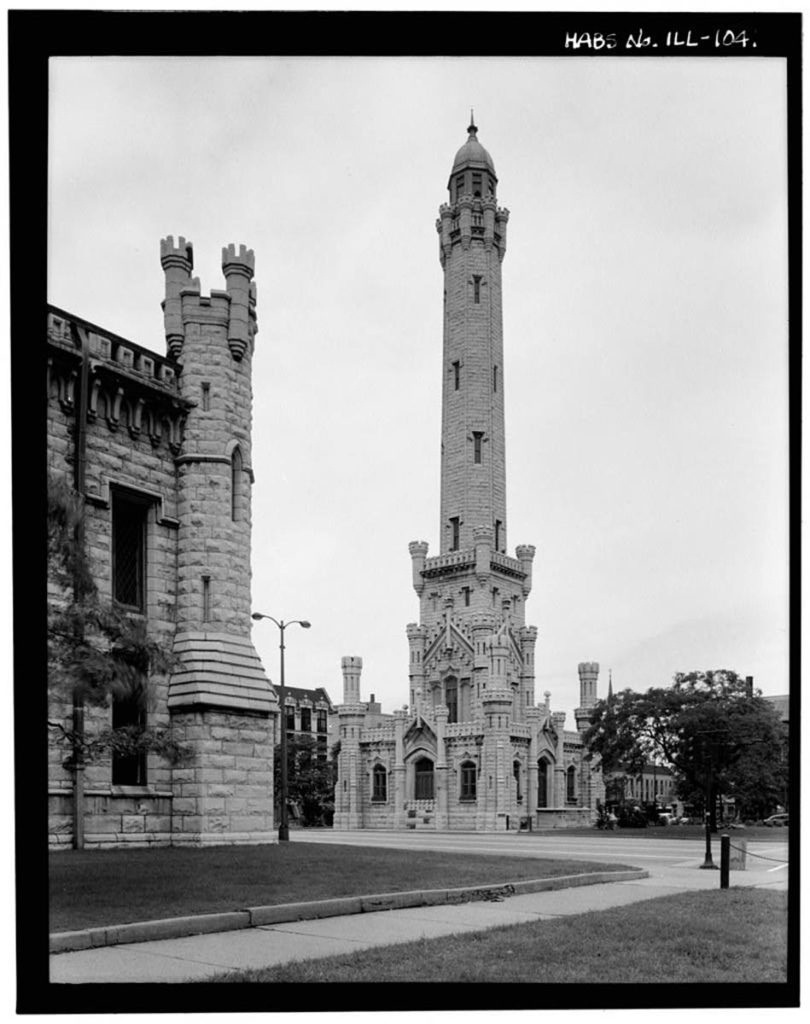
[170,709,275,844]
[47,321,183,847]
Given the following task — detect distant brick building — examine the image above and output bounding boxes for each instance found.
[334,123,603,831]
[281,686,337,755]
[47,238,278,848]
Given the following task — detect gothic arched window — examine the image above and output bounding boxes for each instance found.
[372,764,387,802]
[537,758,549,808]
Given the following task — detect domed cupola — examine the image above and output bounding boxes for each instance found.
[448,115,498,202]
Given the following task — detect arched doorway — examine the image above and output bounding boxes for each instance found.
[414,757,434,800]
[537,758,549,808]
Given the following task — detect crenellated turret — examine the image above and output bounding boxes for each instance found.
[409,540,429,595]
[165,236,269,714]
[221,243,256,362]
[160,235,194,359]
[575,662,599,733]
[341,655,363,705]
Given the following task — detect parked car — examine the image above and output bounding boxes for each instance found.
[762,813,789,827]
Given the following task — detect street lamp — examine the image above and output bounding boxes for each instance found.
[251,613,311,842]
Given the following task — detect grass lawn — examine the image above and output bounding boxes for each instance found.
[49,842,632,933]
[212,888,788,984]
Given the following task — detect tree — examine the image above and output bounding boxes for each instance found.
[583,670,787,829]
[274,734,336,827]
[47,474,188,768]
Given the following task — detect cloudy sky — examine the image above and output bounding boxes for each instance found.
[48,54,789,723]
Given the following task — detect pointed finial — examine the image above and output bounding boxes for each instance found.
[608,670,614,701]
[468,109,477,137]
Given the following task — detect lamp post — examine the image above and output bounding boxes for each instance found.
[251,613,311,842]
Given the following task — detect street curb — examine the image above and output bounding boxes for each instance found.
[50,868,648,953]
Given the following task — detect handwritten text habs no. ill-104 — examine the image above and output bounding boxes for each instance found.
[564,29,756,52]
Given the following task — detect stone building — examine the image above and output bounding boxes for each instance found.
[334,123,604,831]
[47,237,278,848]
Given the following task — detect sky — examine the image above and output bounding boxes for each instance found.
[47,54,789,724]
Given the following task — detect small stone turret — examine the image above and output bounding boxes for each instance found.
[515,544,536,597]
[575,662,599,733]
[160,235,194,359]
[221,244,256,361]
[409,540,429,595]
[341,655,363,705]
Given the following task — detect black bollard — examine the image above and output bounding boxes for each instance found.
[720,833,730,889]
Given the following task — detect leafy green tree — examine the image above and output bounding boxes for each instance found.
[584,670,787,829]
[47,474,188,767]
[274,734,336,827]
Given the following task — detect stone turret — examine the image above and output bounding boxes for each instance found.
[575,661,599,733]
[341,655,363,705]
[335,656,367,829]
[159,236,275,845]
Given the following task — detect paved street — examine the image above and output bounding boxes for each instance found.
[293,828,789,881]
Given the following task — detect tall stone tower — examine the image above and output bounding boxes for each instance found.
[162,237,277,845]
[437,117,509,556]
[407,119,537,734]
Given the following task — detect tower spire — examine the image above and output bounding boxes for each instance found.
[469,109,477,136]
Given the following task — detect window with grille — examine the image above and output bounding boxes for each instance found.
[372,764,387,802]
[460,761,476,801]
[112,493,147,611]
[112,689,146,785]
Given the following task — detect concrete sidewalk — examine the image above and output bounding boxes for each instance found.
[50,859,787,984]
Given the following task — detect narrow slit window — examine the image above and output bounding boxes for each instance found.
[473,276,481,304]
[450,517,460,551]
[473,432,483,464]
[201,382,210,411]
[231,446,243,521]
[202,575,211,622]
[493,365,498,392]
[495,520,502,550]
[453,361,460,390]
